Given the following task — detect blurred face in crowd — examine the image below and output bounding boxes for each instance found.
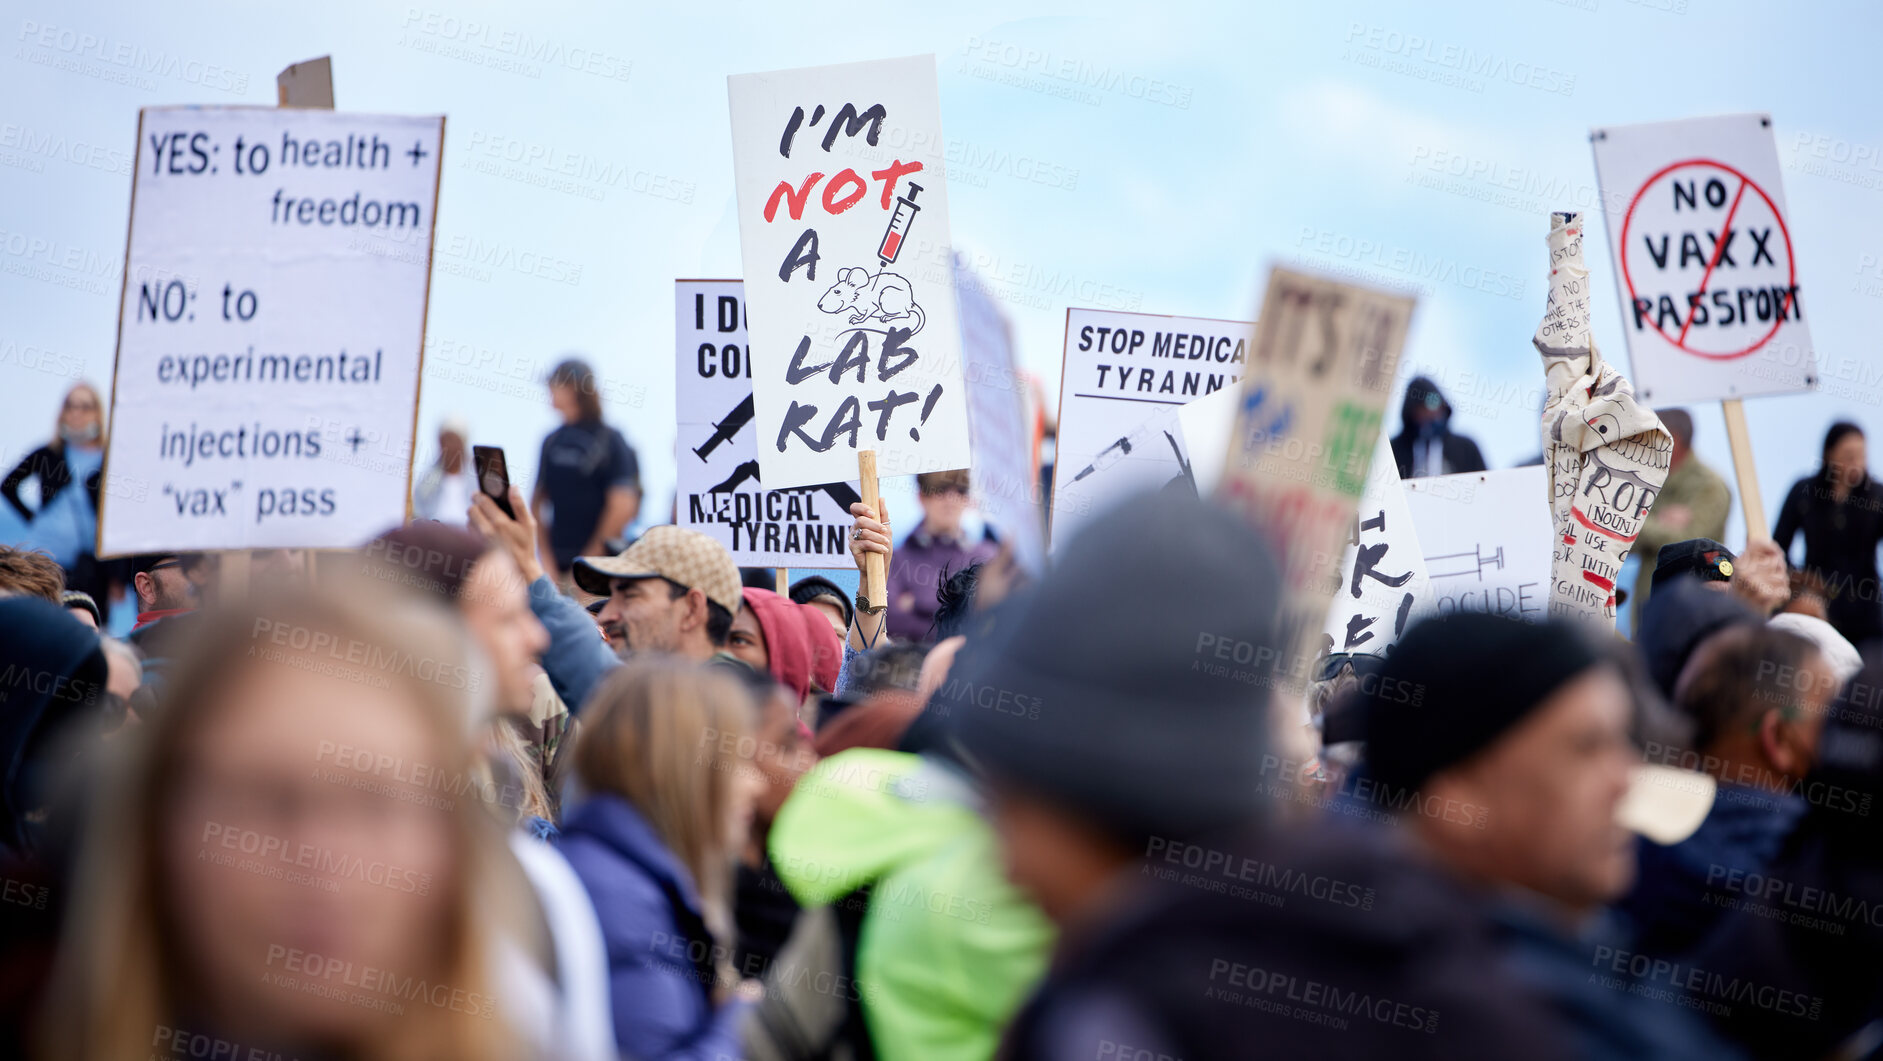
[726,607,768,672]
[549,382,581,425]
[60,384,101,442]
[598,577,694,656]
[751,685,813,829]
[459,549,550,713]
[989,786,1135,925]
[919,479,969,535]
[1418,666,1637,912]
[439,429,466,472]
[136,560,196,612]
[162,659,458,1045]
[804,597,848,640]
[1829,432,1867,490]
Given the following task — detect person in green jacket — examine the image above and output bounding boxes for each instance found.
[1633,408,1731,626]
[761,745,1053,1061]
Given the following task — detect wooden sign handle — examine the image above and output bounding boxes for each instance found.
[857,450,886,613]
[1721,399,1766,542]
[775,567,790,596]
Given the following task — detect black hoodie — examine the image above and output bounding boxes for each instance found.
[1391,376,1487,479]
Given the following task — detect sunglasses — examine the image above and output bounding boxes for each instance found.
[922,483,969,497]
[1312,652,1388,684]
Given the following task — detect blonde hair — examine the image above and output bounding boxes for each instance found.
[572,661,755,981]
[40,589,531,1061]
[54,381,105,451]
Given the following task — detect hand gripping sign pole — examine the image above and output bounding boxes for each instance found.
[856,450,885,617]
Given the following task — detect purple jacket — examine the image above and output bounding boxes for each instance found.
[556,793,746,1061]
[886,524,999,642]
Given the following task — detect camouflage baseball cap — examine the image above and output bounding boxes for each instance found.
[572,525,743,614]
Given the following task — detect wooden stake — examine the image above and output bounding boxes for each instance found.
[775,568,790,595]
[276,56,334,107]
[857,450,886,613]
[1721,399,1766,542]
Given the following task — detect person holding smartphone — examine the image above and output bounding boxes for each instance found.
[533,358,642,591]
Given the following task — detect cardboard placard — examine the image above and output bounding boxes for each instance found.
[1590,113,1816,404]
[674,280,857,567]
[1534,213,1671,624]
[99,106,443,556]
[1321,431,1431,654]
[727,55,970,488]
[1216,268,1415,681]
[956,257,1044,573]
[1404,466,1553,623]
[1052,308,1252,548]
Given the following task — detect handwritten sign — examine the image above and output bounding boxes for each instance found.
[1404,467,1552,623]
[727,55,969,488]
[1590,113,1815,404]
[1053,308,1252,547]
[99,106,443,556]
[1321,431,1430,655]
[1216,268,1415,683]
[1533,212,1671,624]
[674,280,857,567]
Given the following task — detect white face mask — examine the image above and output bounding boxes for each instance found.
[61,422,100,443]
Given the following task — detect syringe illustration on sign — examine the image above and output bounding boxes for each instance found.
[1426,545,1505,581]
[877,183,922,266]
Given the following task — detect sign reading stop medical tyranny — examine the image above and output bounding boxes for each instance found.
[1590,113,1816,405]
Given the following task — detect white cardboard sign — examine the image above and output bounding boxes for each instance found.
[1051,308,1251,547]
[1403,466,1553,623]
[675,280,858,567]
[99,106,443,556]
[727,55,970,489]
[955,258,1045,574]
[1590,113,1816,404]
[1321,431,1431,654]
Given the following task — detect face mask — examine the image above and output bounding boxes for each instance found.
[61,423,100,443]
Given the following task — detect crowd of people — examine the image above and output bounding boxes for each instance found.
[2,359,1883,1060]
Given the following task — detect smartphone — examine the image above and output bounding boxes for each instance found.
[472,445,516,519]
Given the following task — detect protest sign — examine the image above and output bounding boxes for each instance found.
[1403,466,1553,623]
[956,256,1044,573]
[1320,431,1431,655]
[1052,308,1252,547]
[674,280,858,567]
[1533,212,1671,624]
[1175,384,1240,496]
[727,55,970,489]
[98,106,443,557]
[1590,113,1815,405]
[1215,268,1415,686]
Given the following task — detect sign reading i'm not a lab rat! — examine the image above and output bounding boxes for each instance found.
[727,55,970,489]
[675,280,859,567]
[1590,113,1816,404]
[1051,308,1253,548]
[98,106,443,557]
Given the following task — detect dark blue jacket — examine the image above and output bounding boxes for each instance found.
[1618,782,1808,958]
[528,575,618,712]
[556,793,745,1061]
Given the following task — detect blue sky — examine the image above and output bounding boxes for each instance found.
[5,0,1882,554]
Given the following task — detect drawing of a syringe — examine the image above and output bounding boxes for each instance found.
[877,183,922,267]
[1425,545,1504,581]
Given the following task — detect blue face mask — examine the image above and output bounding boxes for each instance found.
[61,423,100,444]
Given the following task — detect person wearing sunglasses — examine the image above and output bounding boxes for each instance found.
[3,382,112,615]
[882,469,999,644]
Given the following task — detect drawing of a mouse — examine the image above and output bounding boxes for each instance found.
[817,266,926,335]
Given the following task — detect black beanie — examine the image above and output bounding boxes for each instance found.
[949,489,1283,843]
[1361,612,1612,794]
